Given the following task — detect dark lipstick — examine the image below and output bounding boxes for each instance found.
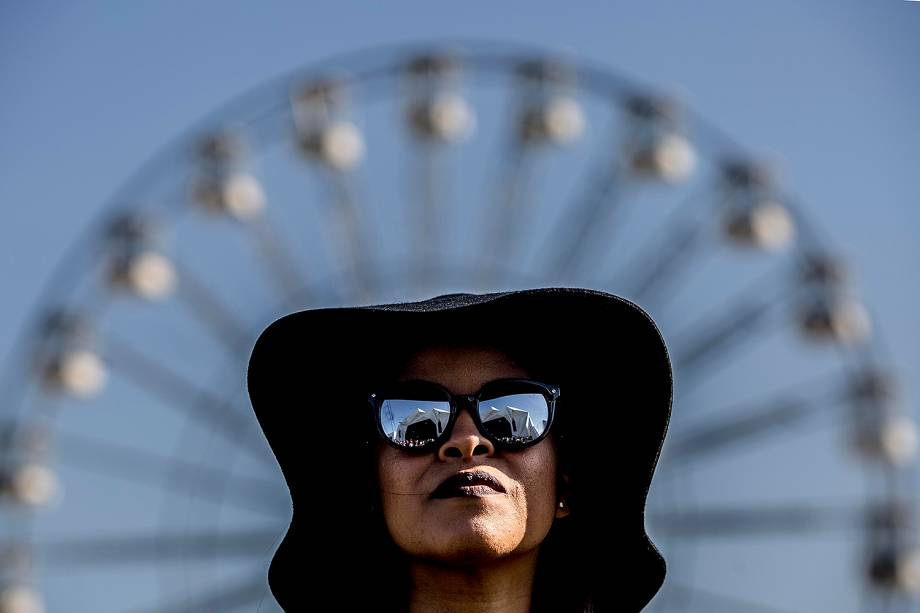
[430,471,506,499]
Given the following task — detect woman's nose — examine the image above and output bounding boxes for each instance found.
[438,404,495,461]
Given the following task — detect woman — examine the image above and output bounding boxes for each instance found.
[247,287,672,612]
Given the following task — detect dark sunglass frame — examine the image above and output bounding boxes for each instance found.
[367,377,561,454]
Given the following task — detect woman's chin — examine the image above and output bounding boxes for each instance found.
[427,519,524,561]
[429,541,513,566]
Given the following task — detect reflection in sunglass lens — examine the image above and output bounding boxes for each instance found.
[479,392,549,446]
[379,398,451,448]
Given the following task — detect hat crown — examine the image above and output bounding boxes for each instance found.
[366,291,488,313]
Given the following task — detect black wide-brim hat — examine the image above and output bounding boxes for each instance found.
[247,287,673,612]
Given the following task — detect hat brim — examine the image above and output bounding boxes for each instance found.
[247,286,672,611]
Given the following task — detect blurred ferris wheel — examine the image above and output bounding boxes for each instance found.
[1,40,918,613]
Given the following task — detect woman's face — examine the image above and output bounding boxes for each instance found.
[375,343,568,566]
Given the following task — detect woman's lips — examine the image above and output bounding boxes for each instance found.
[430,471,506,499]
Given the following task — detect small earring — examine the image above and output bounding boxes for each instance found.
[558,500,565,508]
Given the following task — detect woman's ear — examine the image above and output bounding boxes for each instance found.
[555,472,572,519]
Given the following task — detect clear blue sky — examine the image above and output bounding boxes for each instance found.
[1,2,918,612]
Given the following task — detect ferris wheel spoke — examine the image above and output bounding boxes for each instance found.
[618,192,713,302]
[620,188,747,311]
[102,333,273,467]
[539,165,625,281]
[670,268,800,395]
[673,298,778,374]
[28,528,281,566]
[478,146,530,290]
[401,52,477,292]
[661,580,805,613]
[56,430,287,517]
[661,379,843,463]
[859,587,897,613]
[326,173,374,305]
[881,593,916,613]
[410,145,442,295]
[169,260,252,355]
[244,214,311,310]
[129,573,270,613]
[664,397,817,463]
[649,501,869,537]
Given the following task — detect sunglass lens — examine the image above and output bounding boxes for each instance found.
[478,389,550,448]
[378,389,451,450]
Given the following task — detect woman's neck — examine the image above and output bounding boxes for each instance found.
[406,548,540,613]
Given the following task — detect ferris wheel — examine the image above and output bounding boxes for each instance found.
[0,41,917,613]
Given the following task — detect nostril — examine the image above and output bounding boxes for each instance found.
[441,442,491,459]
